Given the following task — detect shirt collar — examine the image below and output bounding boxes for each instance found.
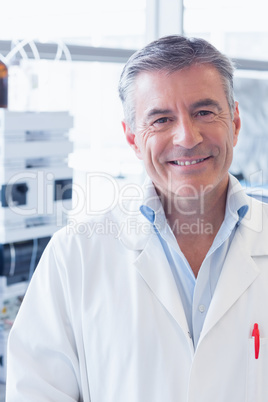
[225,174,249,228]
[140,174,249,229]
[139,179,166,229]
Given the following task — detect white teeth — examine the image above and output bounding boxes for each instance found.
[172,158,205,166]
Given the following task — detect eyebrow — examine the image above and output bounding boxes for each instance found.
[190,98,223,112]
[144,108,174,124]
[146,108,173,119]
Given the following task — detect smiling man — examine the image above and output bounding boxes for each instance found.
[6,36,268,401]
[122,62,241,277]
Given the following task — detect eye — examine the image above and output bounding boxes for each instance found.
[153,117,169,125]
[197,110,213,116]
[195,110,215,122]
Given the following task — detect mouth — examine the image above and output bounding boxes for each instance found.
[169,157,210,166]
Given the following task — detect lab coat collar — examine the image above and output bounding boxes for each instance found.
[117,178,193,346]
[117,177,157,251]
[133,230,193,352]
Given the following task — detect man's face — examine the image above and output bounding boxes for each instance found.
[123,64,241,200]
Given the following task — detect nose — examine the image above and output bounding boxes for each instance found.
[172,115,203,149]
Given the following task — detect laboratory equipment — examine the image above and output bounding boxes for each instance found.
[0,110,73,382]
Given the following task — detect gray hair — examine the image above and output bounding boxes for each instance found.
[118,35,235,130]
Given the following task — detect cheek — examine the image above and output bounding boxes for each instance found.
[146,136,168,164]
[136,126,153,147]
[221,132,235,166]
[138,129,159,155]
[217,122,237,149]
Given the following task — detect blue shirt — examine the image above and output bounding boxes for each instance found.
[140,175,249,348]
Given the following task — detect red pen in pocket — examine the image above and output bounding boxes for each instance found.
[252,323,260,359]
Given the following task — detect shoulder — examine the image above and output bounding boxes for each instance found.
[34,208,130,286]
[51,207,125,251]
[51,183,153,253]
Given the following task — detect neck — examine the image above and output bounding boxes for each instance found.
[161,183,227,232]
[156,179,229,277]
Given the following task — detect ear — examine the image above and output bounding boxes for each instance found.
[122,121,143,159]
[232,101,241,147]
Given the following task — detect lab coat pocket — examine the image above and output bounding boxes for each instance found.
[246,337,268,402]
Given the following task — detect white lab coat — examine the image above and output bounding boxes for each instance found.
[6,184,268,402]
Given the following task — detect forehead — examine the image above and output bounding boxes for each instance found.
[133,64,228,115]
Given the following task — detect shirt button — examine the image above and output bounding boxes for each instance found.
[199,304,206,313]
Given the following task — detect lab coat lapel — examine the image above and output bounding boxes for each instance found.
[199,224,261,344]
[118,178,189,336]
[118,198,189,336]
[133,231,190,337]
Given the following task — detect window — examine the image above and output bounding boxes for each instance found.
[184,1,268,185]
[1,0,148,178]
[0,0,151,216]
[183,0,268,60]
[1,0,147,49]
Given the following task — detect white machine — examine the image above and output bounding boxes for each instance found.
[0,110,73,242]
[0,110,73,382]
